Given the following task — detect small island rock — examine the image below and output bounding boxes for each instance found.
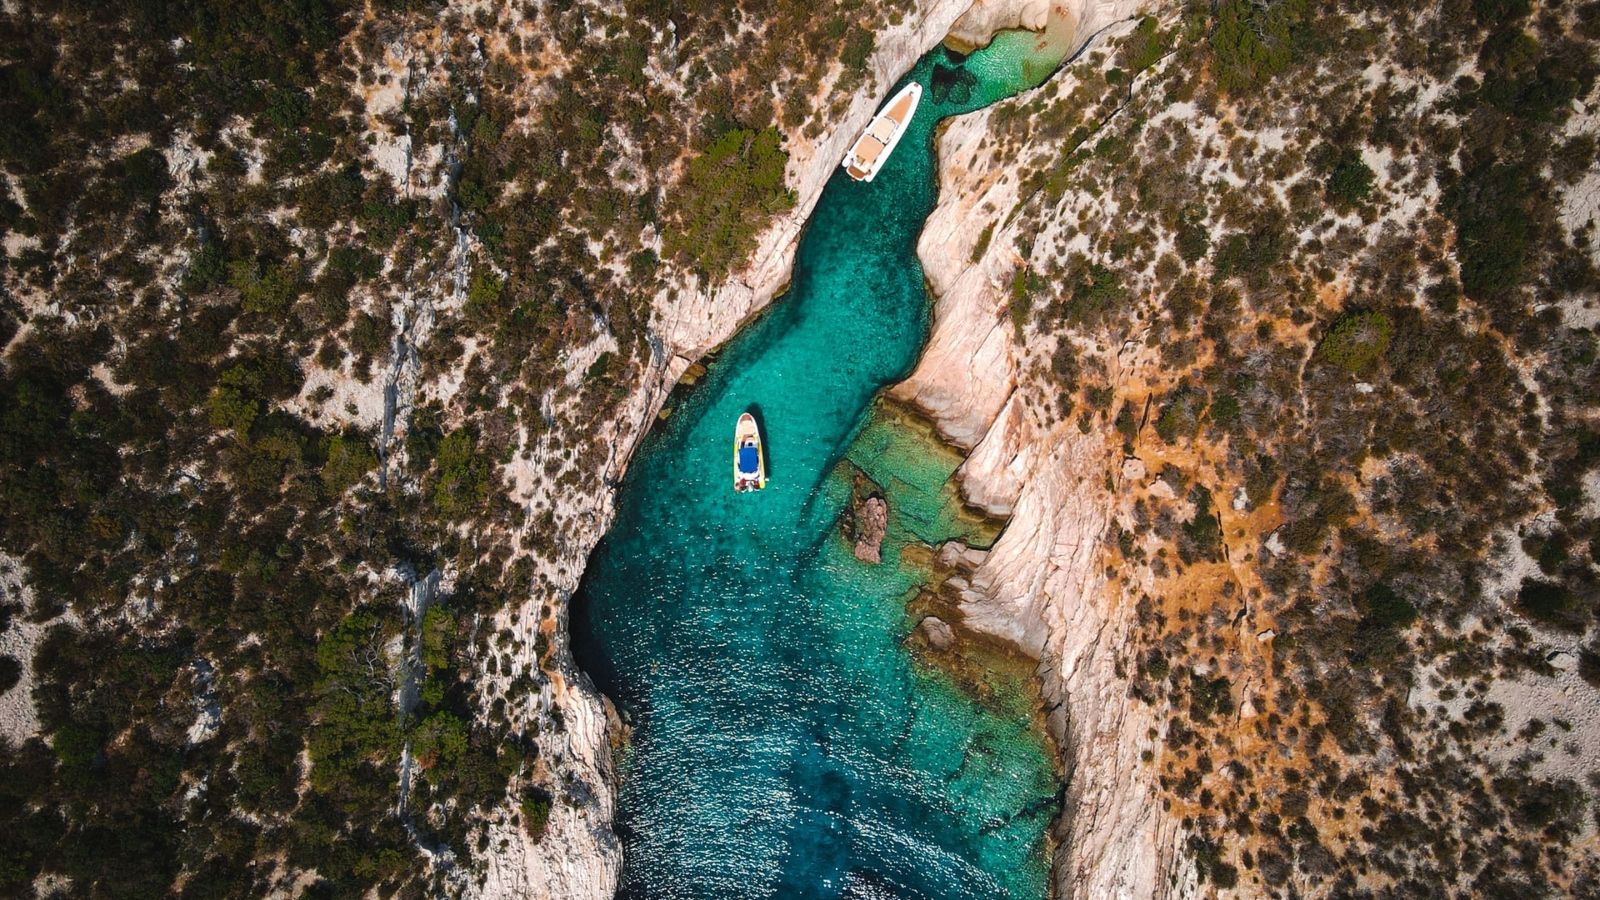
[918,616,956,651]
[852,496,889,564]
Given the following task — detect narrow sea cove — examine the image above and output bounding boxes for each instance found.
[574,35,1072,899]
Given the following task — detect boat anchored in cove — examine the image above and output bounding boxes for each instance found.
[842,82,921,182]
[733,413,766,492]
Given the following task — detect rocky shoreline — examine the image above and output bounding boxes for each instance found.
[528,1,1190,897]
[887,2,1199,896]
[898,7,1193,896]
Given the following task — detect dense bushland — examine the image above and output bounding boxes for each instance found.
[0,0,886,893]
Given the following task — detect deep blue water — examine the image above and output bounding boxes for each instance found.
[574,37,1069,900]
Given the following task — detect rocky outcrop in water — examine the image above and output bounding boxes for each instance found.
[917,615,957,650]
[852,496,890,564]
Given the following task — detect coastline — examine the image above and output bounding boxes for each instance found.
[896,6,1192,896]
[536,1,1183,898]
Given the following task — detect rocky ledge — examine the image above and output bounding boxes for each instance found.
[850,494,890,564]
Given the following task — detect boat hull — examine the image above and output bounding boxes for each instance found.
[842,82,922,183]
[733,413,766,492]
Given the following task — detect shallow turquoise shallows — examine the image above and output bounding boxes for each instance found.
[574,38,1067,900]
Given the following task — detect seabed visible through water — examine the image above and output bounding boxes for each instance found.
[574,31,1081,900]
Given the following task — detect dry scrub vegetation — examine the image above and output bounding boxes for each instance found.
[0,0,886,895]
[980,1,1600,895]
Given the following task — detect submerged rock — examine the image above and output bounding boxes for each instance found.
[678,361,707,385]
[853,496,889,564]
[918,615,956,651]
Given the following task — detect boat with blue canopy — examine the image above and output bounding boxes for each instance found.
[733,413,766,492]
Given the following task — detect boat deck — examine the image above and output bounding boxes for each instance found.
[843,83,921,182]
[884,90,916,122]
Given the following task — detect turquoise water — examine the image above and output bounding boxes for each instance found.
[574,40,1066,900]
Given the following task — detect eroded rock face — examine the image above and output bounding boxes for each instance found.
[898,3,1195,898]
[947,0,1052,49]
[948,0,1141,52]
[893,0,1154,454]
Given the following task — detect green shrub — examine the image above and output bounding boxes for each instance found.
[1065,263,1122,326]
[521,788,554,842]
[420,605,454,672]
[1211,218,1288,285]
[184,241,229,293]
[629,249,660,280]
[1119,16,1169,74]
[1175,215,1209,264]
[841,27,874,75]
[1326,152,1375,207]
[1188,671,1233,719]
[971,221,996,263]
[0,655,19,694]
[1210,0,1309,93]
[236,429,305,496]
[1580,643,1600,689]
[1357,583,1418,631]
[1244,454,1278,506]
[464,270,506,326]
[1143,649,1170,681]
[411,712,468,768]
[1009,268,1035,334]
[320,434,377,495]
[1209,393,1240,430]
[1474,0,1531,23]
[1515,578,1585,631]
[310,610,401,791]
[1156,388,1206,443]
[1316,311,1392,375]
[1445,157,1538,309]
[1477,28,1594,123]
[433,430,490,517]
[1180,488,1223,564]
[663,127,794,278]
[1114,403,1139,440]
[207,364,266,436]
[1494,775,1583,830]
[229,259,302,316]
[406,405,444,468]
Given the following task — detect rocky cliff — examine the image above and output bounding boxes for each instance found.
[902,1,1600,895]
[892,5,1198,897]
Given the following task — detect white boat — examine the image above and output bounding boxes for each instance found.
[842,82,922,183]
[733,413,766,492]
